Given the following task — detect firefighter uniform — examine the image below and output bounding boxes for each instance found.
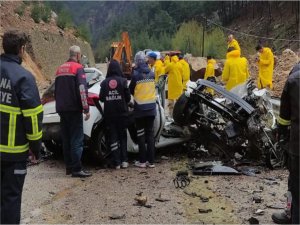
[278,62,300,224]
[1,54,43,224]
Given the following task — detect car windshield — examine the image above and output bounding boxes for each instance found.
[42,68,103,100]
[84,68,102,83]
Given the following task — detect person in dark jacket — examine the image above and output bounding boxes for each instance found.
[129,51,157,168]
[100,60,131,169]
[0,29,43,224]
[272,62,300,224]
[54,45,91,178]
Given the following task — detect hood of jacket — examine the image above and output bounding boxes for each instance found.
[226,49,241,59]
[171,55,179,63]
[135,62,151,74]
[106,60,123,78]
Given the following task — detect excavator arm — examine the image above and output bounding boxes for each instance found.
[111,32,133,77]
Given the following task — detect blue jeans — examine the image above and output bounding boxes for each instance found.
[59,112,84,172]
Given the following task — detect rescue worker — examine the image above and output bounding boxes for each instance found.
[1,29,43,224]
[147,52,165,83]
[99,60,131,169]
[179,54,190,91]
[164,54,171,67]
[222,48,249,91]
[204,56,217,95]
[272,62,300,224]
[129,51,156,168]
[164,55,183,118]
[227,34,241,52]
[255,44,274,89]
[55,45,92,178]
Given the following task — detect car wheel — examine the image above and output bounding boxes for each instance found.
[91,126,111,164]
[173,94,189,126]
[43,140,62,158]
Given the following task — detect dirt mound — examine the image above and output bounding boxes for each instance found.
[273,49,299,96]
[0,2,95,93]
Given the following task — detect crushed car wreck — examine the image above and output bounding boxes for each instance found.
[173,79,286,169]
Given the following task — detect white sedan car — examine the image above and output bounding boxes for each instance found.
[42,68,186,163]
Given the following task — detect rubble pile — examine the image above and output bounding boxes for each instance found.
[272,49,299,97]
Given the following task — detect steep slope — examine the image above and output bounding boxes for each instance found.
[0,2,95,91]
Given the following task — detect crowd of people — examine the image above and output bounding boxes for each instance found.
[0,29,298,224]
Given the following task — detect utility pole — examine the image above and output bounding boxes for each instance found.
[202,17,207,57]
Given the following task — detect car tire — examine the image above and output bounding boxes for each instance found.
[173,94,189,126]
[43,140,62,159]
[91,125,111,165]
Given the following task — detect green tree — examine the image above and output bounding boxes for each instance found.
[204,27,227,58]
[172,20,203,55]
[57,9,73,29]
[75,24,92,42]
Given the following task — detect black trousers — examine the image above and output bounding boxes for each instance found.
[1,161,27,224]
[289,155,299,224]
[136,116,155,164]
[106,117,128,166]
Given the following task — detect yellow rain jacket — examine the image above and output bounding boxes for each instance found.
[164,55,170,67]
[165,55,183,100]
[179,59,190,90]
[228,38,241,52]
[204,59,216,79]
[257,47,274,89]
[204,59,216,95]
[153,60,165,83]
[222,50,248,91]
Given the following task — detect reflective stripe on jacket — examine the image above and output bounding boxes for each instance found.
[129,63,156,118]
[55,60,89,113]
[0,54,43,161]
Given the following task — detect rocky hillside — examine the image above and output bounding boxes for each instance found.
[0,2,95,91]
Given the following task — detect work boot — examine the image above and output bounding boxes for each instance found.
[271,211,291,224]
[72,170,92,178]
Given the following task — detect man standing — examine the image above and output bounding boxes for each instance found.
[222,48,249,91]
[204,56,217,95]
[227,34,241,52]
[179,55,190,91]
[99,60,131,169]
[1,29,43,224]
[256,44,274,89]
[164,55,183,118]
[276,62,299,224]
[55,45,92,177]
[129,51,156,168]
[147,52,165,84]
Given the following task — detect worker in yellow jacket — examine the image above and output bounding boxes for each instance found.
[165,55,183,118]
[204,56,217,95]
[255,44,274,89]
[227,34,241,53]
[147,52,165,83]
[164,54,170,67]
[179,55,190,90]
[222,48,249,91]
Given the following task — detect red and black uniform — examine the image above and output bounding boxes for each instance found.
[54,59,89,173]
[55,59,89,113]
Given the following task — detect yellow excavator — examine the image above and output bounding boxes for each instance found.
[110,32,133,78]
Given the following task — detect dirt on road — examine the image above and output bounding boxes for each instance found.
[21,151,288,224]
